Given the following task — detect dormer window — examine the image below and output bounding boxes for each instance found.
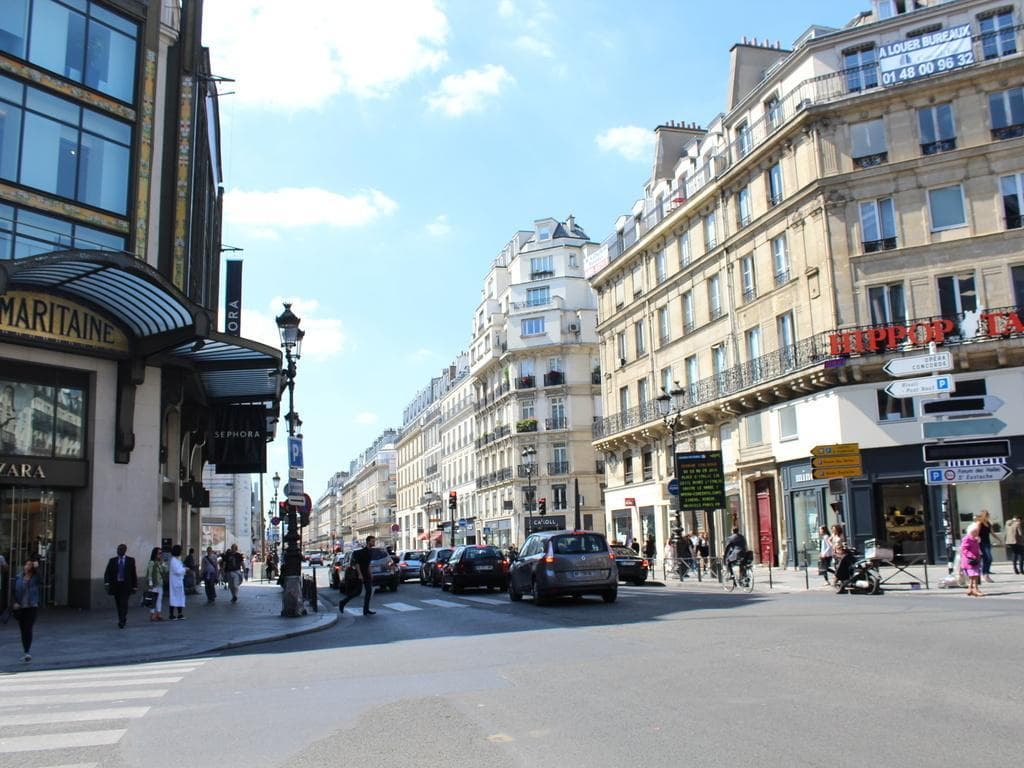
[538,227,551,240]
[874,0,925,19]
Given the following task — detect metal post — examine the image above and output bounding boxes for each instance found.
[574,477,581,531]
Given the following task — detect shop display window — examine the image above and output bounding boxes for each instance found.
[0,369,86,459]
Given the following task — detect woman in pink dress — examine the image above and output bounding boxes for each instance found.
[960,523,984,597]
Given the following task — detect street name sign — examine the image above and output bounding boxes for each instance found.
[922,417,1006,440]
[812,464,864,480]
[676,451,726,510]
[924,465,1013,485]
[921,395,1004,417]
[922,439,1011,462]
[286,479,304,505]
[810,443,862,480]
[882,351,953,377]
[810,443,860,456]
[812,456,864,468]
[884,375,952,398]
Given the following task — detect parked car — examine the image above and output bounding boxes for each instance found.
[420,547,454,587]
[610,546,649,585]
[441,545,508,593]
[330,551,347,590]
[396,550,429,582]
[508,530,617,604]
[330,547,400,592]
[306,551,324,566]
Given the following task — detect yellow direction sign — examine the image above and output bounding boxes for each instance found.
[812,455,862,468]
[810,443,860,457]
[812,464,863,480]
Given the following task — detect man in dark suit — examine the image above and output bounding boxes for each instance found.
[103,543,138,628]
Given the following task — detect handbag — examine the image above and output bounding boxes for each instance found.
[142,590,158,608]
[0,607,10,625]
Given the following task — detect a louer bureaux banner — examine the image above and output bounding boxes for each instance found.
[210,405,267,474]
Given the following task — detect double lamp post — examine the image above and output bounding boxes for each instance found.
[656,385,686,549]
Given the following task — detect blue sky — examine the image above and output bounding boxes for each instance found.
[202,0,866,499]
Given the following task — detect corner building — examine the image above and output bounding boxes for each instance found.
[588,0,1024,567]
[0,1,280,608]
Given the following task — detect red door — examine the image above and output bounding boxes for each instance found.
[755,480,776,566]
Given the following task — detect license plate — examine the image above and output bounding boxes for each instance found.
[476,565,493,571]
[619,560,635,566]
[569,570,593,579]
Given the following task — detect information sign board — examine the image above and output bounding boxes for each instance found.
[878,24,974,87]
[676,451,726,511]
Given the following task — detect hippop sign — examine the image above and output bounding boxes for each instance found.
[210,406,267,474]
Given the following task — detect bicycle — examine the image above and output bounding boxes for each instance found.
[723,552,754,593]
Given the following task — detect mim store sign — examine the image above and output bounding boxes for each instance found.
[828,308,1024,355]
[878,24,973,87]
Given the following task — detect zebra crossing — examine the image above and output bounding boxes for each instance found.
[0,658,208,763]
[338,586,658,616]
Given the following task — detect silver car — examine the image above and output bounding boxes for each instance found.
[508,530,617,604]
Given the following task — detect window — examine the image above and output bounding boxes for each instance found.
[746,326,762,361]
[521,317,545,336]
[0,75,132,214]
[530,255,554,278]
[708,274,722,320]
[777,311,796,369]
[989,87,1024,140]
[918,103,956,155]
[618,386,630,414]
[657,305,670,346]
[745,412,764,446]
[980,9,1017,60]
[768,162,784,205]
[0,202,124,260]
[552,484,567,511]
[682,291,695,332]
[678,231,691,268]
[20,0,139,103]
[549,397,565,429]
[538,227,551,240]
[868,283,906,325]
[616,331,627,363]
[660,367,673,396]
[1001,173,1023,229]
[740,254,756,302]
[634,318,646,355]
[851,119,887,168]
[685,355,699,400]
[712,345,727,378]
[632,262,645,296]
[0,366,87,458]
[519,359,535,378]
[844,46,878,92]
[641,448,654,481]
[778,405,798,439]
[655,248,668,283]
[938,273,977,316]
[736,121,752,158]
[736,187,751,228]
[765,94,781,130]
[859,198,897,252]
[526,286,549,306]
[614,276,625,307]
[877,390,914,421]
[548,356,563,373]
[637,377,649,406]
[623,451,633,484]
[928,185,966,231]
[703,211,717,250]
[771,235,790,285]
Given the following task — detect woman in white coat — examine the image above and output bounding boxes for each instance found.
[168,544,186,620]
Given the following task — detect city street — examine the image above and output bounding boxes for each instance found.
[2,577,1021,767]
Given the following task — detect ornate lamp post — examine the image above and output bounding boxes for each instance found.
[276,303,306,617]
[522,445,537,539]
[267,471,280,572]
[656,385,687,550]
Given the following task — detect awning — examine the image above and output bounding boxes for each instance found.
[0,250,281,406]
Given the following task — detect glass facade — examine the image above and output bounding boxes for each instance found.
[0,202,125,259]
[0,370,86,459]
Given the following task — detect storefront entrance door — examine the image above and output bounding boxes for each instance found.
[0,487,71,607]
[755,480,776,565]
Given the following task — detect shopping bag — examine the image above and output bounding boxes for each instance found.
[142,590,158,608]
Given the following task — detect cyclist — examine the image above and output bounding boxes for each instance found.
[723,526,749,579]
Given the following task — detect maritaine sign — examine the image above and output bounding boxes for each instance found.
[0,291,129,354]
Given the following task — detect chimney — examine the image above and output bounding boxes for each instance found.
[566,214,575,232]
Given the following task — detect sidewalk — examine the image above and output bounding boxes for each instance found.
[0,579,337,674]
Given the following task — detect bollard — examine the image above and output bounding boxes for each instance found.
[803,555,809,591]
[923,560,929,590]
[768,561,774,590]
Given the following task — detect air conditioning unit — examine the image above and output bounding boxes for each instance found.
[568,322,580,333]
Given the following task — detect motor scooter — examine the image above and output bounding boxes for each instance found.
[833,549,882,594]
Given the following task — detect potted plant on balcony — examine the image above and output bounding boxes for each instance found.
[516,418,538,433]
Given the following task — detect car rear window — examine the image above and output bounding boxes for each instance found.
[404,552,426,561]
[437,549,454,561]
[369,548,390,560]
[464,547,501,560]
[612,547,635,557]
[551,534,608,555]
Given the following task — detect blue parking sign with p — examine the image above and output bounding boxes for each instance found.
[288,436,304,469]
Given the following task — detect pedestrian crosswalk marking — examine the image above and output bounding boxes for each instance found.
[0,729,126,753]
[0,688,167,708]
[455,595,507,606]
[380,602,422,612]
[421,599,468,608]
[1,676,183,693]
[0,707,150,727]
[33,763,97,768]
[5,660,202,681]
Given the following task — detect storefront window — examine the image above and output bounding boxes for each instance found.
[791,488,824,566]
[0,369,86,459]
[877,482,927,558]
[612,509,632,545]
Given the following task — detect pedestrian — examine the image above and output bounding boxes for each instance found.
[817,525,833,585]
[338,535,377,616]
[643,535,657,570]
[507,543,518,561]
[630,538,640,554]
[1006,515,1024,575]
[145,546,167,621]
[224,543,243,603]
[183,547,198,595]
[242,552,250,581]
[696,530,710,574]
[168,544,186,619]
[201,547,218,603]
[975,510,1001,583]
[829,524,850,584]
[103,543,138,629]
[12,559,40,662]
[961,523,984,597]
[676,533,693,578]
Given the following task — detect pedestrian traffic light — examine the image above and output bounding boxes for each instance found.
[539,497,547,515]
[449,491,458,510]
[279,501,288,515]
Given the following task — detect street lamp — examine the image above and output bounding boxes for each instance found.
[522,446,537,539]
[268,471,280,572]
[656,385,687,549]
[276,302,305,617]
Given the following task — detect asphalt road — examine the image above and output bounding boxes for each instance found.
[3,580,1021,768]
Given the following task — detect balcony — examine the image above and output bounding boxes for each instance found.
[736,214,752,229]
[545,416,567,430]
[683,320,696,334]
[517,463,539,479]
[494,424,511,439]
[853,152,888,169]
[774,270,791,287]
[742,288,756,304]
[658,333,670,347]
[922,138,956,155]
[862,238,897,254]
[530,270,555,280]
[548,461,570,476]
[993,123,1024,141]
[425,464,438,476]
[515,375,535,389]
[516,418,538,433]
[543,371,564,386]
[511,297,554,312]
[709,306,724,321]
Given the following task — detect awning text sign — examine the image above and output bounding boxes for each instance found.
[0,290,129,354]
[676,451,726,511]
[878,24,974,87]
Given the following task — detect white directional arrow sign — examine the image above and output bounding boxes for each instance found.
[924,464,1013,485]
[883,351,953,378]
[884,374,952,398]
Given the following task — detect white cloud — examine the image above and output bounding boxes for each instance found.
[408,348,437,363]
[224,187,397,231]
[355,412,379,425]
[595,126,655,162]
[427,65,514,117]
[426,214,451,237]
[513,35,553,58]
[204,0,449,111]
[241,297,346,362]
[497,0,516,18]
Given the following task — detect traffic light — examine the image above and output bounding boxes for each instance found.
[538,497,547,515]
[279,501,288,516]
[448,491,458,511]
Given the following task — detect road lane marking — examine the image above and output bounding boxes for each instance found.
[380,602,421,612]
[1,661,202,682]
[0,676,183,693]
[0,729,126,753]
[0,707,150,727]
[0,690,167,708]
[420,599,468,608]
[34,763,97,768]
[454,595,508,605]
